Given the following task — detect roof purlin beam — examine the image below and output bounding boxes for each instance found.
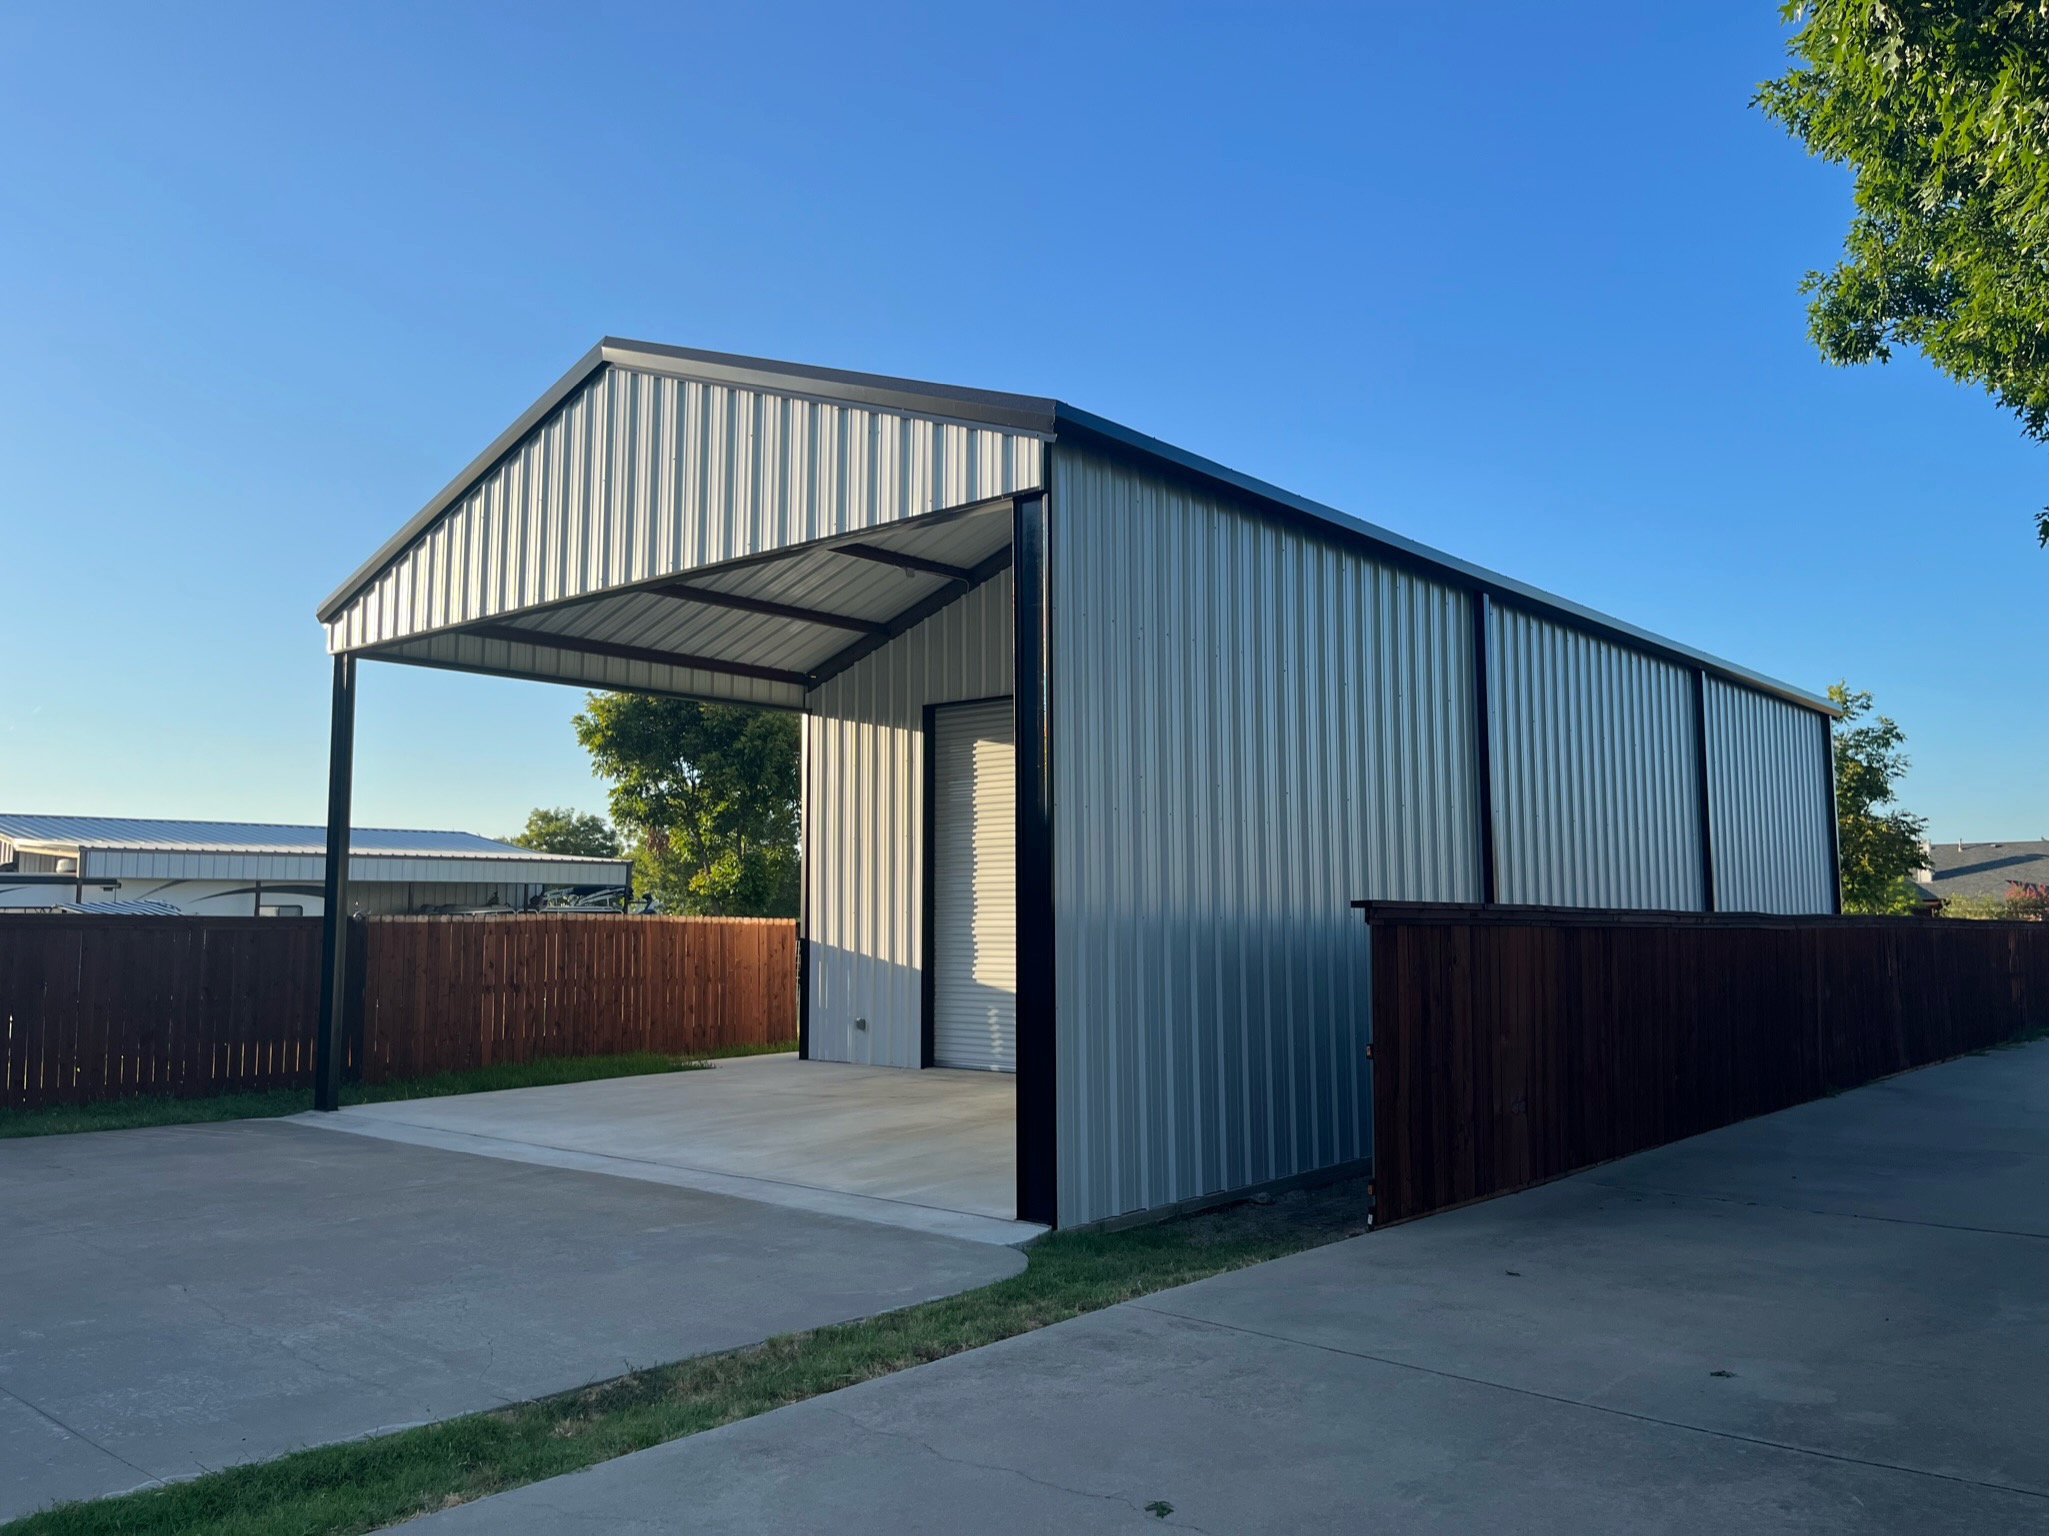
[834,544,978,585]
[458,624,816,690]
[809,544,1016,689]
[648,583,887,635]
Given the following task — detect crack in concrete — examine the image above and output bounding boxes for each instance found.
[1126,1302,2049,1502]
[0,1380,165,1490]
[174,1284,392,1399]
[820,1403,1217,1532]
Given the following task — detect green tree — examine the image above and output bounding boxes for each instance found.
[573,694,799,917]
[507,806,622,858]
[1829,681,1929,913]
[1755,2,2049,540]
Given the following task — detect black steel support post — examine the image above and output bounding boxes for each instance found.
[1471,592,1498,904]
[1692,668,1718,913]
[314,653,357,1112]
[798,726,811,1061]
[1013,487,1058,1228]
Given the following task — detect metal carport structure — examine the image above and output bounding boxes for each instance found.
[313,338,1841,1230]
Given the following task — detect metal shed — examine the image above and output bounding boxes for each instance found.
[313,339,1840,1229]
[0,814,630,915]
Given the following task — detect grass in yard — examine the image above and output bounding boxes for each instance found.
[0,1041,798,1140]
[1,1179,1371,1536]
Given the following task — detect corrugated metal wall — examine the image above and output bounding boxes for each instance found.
[1048,446,1478,1228]
[328,364,1043,652]
[1488,604,1705,911]
[1704,678,1836,913]
[803,571,1013,1068]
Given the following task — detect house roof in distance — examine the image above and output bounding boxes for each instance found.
[1915,840,2049,901]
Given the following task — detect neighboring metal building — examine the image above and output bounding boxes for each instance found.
[0,815,630,916]
[314,339,1842,1229]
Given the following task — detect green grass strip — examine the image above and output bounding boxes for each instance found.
[1,1181,1369,1536]
[0,1042,797,1139]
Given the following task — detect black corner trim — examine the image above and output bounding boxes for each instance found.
[1013,485,1058,1228]
[1471,592,1498,905]
[1821,709,1844,914]
[920,702,939,1070]
[1692,668,1718,913]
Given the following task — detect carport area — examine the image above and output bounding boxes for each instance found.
[312,340,1052,1224]
[0,1110,1023,1522]
[295,1054,1029,1245]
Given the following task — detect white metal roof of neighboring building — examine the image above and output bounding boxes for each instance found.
[0,814,631,887]
[319,338,1837,718]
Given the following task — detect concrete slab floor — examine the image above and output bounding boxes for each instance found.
[402,1041,2049,1535]
[291,1054,1031,1245]
[0,1119,1023,1523]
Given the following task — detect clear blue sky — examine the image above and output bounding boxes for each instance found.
[1,3,2041,841]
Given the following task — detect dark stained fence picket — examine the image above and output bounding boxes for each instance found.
[1358,904,2049,1226]
[1,913,797,1108]
[0,916,325,1108]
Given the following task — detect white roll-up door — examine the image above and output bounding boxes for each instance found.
[931,699,1016,1072]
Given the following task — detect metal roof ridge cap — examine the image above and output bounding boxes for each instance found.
[1050,402,1839,717]
[594,338,1060,433]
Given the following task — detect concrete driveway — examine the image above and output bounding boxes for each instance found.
[0,1116,1022,1522]
[404,1040,2048,1535]
[295,1054,1028,1245]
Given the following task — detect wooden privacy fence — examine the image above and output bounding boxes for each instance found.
[354,914,796,1082]
[1357,903,2049,1226]
[1,913,797,1109]
[0,916,325,1108]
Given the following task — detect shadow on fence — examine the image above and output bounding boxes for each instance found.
[1355,903,2049,1226]
[1,913,797,1110]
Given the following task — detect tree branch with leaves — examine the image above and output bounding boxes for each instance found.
[1828,681,1930,912]
[1755,1,2049,543]
[572,694,800,917]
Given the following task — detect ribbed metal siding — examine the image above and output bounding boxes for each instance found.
[328,365,1043,651]
[1704,678,1835,913]
[1488,605,1704,911]
[804,572,1013,1068]
[1049,447,1477,1228]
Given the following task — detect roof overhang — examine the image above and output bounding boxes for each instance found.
[320,338,1837,718]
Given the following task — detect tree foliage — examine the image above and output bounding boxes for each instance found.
[573,694,799,917]
[507,806,622,858]
[1828,681,1930,913]
[1755,1,2049,539]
